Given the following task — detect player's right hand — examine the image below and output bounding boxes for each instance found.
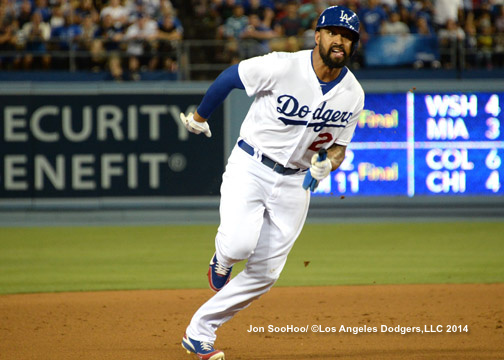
[309,154,332,181]
[180,112,212,138]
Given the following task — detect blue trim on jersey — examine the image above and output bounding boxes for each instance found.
[278,116,347,129]
[318,67,348,95]
[278,117,308,126]
[310,50,348,95]
[197,64,245,119]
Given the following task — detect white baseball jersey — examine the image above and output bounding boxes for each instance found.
[186,50,365,346]
[238,50,365,169]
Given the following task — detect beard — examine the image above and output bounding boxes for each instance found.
[319,42,349,69]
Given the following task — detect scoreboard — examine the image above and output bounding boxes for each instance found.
[314,92,504,197]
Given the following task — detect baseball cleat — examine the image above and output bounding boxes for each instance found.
[208,253,233,292]
[181,334,225,360]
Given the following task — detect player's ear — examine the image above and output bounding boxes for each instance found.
[315,30,320,46]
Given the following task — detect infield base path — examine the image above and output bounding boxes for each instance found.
[1,284,503,359]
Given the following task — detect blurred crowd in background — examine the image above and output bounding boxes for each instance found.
[0,0,183,79]
[0,0,503,80]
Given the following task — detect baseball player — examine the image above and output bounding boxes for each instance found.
[180,6,364,360]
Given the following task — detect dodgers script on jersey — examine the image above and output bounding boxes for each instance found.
[238,50,365,169]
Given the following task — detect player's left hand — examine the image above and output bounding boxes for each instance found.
[180,112,212,138]
[309,154,332,180]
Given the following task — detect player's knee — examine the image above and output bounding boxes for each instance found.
[216,230,259,262]
[221,242,256,262]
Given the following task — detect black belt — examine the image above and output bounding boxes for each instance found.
[238,139,301,176]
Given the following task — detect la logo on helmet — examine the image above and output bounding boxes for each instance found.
[340,10,351,23]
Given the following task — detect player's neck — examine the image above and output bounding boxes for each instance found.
[312,48,343,83]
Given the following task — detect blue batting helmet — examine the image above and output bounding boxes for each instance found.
[316,6,360,55]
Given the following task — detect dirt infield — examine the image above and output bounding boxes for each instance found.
[1,284,503,360]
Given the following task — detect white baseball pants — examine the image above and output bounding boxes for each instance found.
[186,143,310,343]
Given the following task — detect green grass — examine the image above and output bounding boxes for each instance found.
[0,222,503,294]
[281,222,504,287]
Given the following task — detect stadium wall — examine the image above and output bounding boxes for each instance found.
[0,80,503,221]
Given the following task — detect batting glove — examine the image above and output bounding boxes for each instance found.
[180,112,212,138]
[310,154,332,180]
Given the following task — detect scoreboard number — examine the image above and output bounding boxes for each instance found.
[485,94,501,140]
[485,149,501,170]
[485,171,501,193]
[485,150,501,193]
[340,149,355,171]
[485,118,500,140]
[335,171,359,193]
[484,94,501,117]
